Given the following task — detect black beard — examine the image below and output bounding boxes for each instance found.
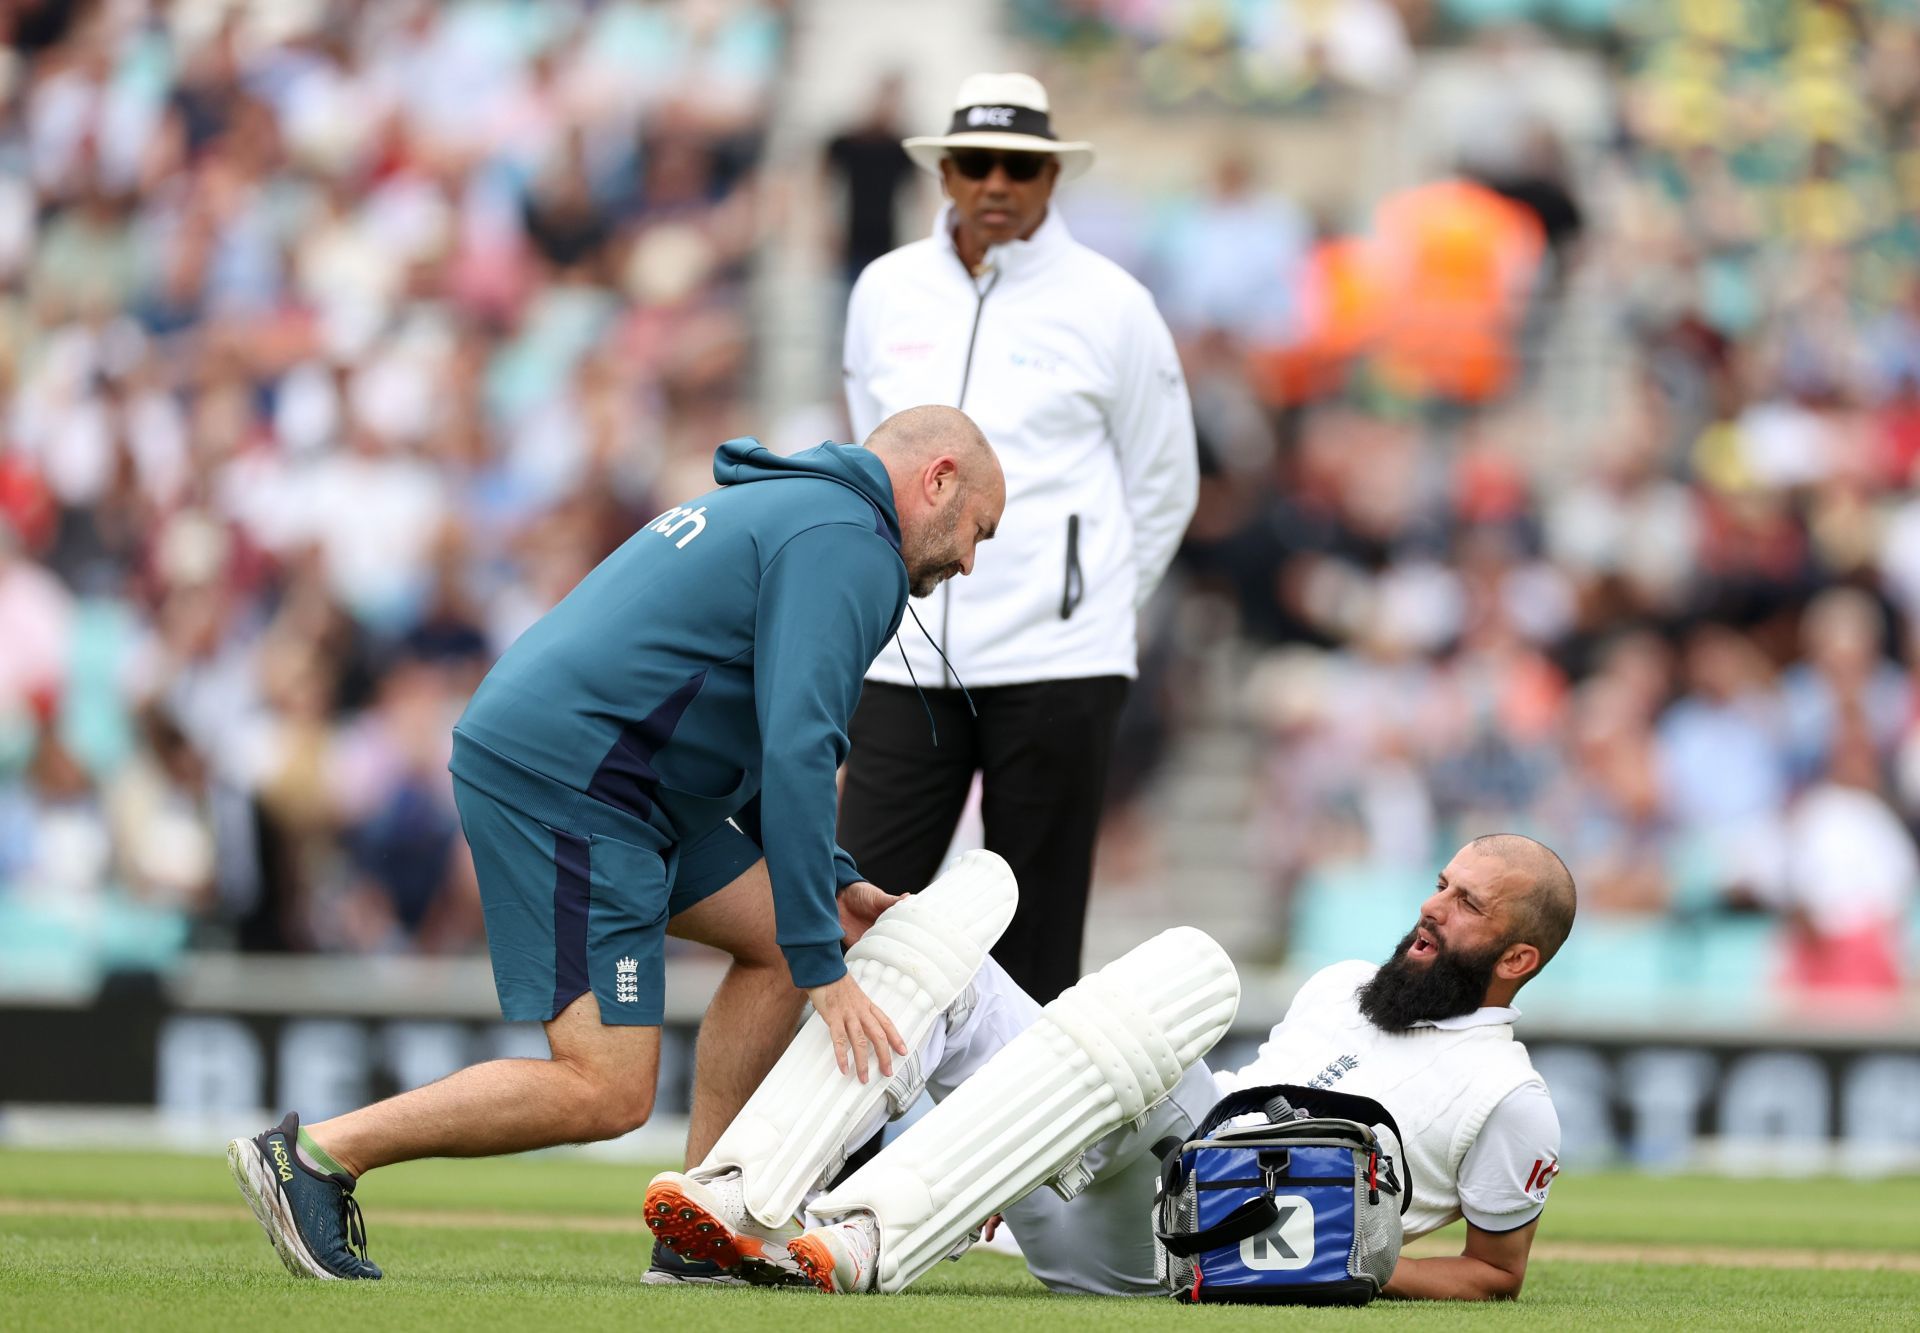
[1356,927,1502,1031]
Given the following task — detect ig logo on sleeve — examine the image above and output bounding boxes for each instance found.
[1239,1195,1315,1270]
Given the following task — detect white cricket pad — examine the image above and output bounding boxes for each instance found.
[699,849,1018,1228]
[809,926,1240,1293]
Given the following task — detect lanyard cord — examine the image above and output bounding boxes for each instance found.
[896,601,978,747]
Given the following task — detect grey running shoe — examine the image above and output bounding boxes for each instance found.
[228,1112,381,1280]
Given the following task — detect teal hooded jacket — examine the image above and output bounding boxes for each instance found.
[449,439,910,989]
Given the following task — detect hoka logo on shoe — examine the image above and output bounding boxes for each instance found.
[615,956,640,1005]
[648,506,708,549]
[270,1139,294,1183]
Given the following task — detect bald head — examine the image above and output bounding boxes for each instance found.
[865,406,1006,597]
[867,405,992,467]
[1467,833,1577,981]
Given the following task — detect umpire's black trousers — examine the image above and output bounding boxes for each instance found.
[837,677,1129,1003]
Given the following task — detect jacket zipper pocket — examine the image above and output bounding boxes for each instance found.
[1060,514,1084,620]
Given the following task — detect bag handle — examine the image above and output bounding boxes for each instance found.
[1193,1083,1412,1216]
[1154,1196,1279,1258]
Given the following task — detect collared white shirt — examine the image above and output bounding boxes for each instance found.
[1415,1005,1519,1030]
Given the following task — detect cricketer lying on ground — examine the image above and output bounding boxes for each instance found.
[643,849,1019,1271]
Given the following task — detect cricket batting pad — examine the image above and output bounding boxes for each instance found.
[698,849,1018,1228]
[809,926,1241,1293]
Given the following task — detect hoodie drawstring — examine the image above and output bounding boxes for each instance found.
[900,602,977,747]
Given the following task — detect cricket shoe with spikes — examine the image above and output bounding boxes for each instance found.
[787,1214,878,1294]
[642,1169,805,1285]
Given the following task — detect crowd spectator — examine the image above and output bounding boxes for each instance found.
[1151,153,1312,345]
[824,75,917,285]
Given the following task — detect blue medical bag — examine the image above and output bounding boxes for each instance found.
[1151,1083,1409,1305]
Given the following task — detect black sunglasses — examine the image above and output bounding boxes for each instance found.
[947,149,1050,182]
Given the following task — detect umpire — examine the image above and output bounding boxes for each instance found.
[839,73,1198,1001]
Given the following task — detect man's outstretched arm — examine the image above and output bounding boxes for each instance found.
[1382,1217,1537,1300]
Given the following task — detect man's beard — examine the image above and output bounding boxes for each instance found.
[908,565,950,597]
[1356,927,1503,1031]
[906,498,965,597]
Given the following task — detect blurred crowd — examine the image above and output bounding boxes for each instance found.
[0,0,782,974]
[9,0,1920,1006]
[1008,0,1417,105]
[1033,0,1920,997]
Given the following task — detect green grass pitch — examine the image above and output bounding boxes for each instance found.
[3,1148,1918,1330]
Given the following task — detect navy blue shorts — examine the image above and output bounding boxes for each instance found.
[452,776,762,1026]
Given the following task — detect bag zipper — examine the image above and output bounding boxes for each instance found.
[1196,1176,1353,1189]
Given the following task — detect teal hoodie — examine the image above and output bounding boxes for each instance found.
[450,438,909,988]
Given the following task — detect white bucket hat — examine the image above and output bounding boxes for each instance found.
[902,72,1095,182]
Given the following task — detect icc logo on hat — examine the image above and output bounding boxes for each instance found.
[966,106,1017,128]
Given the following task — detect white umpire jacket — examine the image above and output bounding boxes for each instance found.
[845,205,1198,689]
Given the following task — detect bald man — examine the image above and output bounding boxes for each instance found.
[228,407,1005,1283]
[783,834,1576,1300]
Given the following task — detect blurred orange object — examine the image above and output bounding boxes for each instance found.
[1369,179,1546,404]
[1246,236,1386,406]
[1247,181,1546,407]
